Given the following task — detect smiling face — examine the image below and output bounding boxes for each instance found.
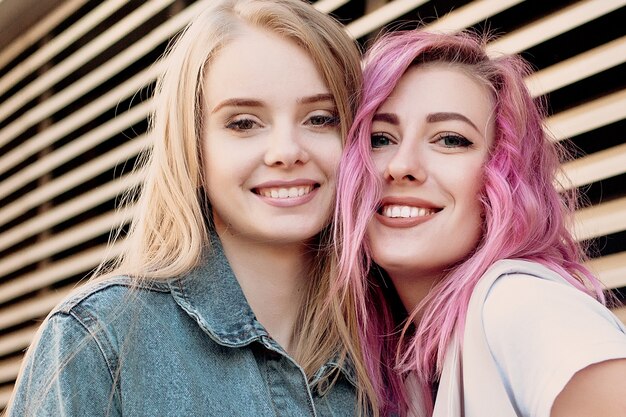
[202,25,342,246]
[367,64,495,287]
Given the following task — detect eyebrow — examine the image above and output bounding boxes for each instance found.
[211,98,264,114]
[426,112,480,133]
[373,111,481,134]
[211,94,335,114]
[297,93,335,105]
[372,113,399,125]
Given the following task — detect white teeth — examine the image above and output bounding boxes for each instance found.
[258,186,312,199]
[382,205,436,218]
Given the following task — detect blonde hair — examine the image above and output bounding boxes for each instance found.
[106,0,375,411]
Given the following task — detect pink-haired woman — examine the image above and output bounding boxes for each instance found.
[335,30,626,417]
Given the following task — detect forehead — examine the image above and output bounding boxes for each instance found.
[380,64,494,124]
[204,25,329,101]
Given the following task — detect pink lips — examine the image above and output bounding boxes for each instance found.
[375,196,441,228]
[252,179,320,208]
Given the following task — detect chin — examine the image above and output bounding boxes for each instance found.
[261,225,324,245]
[372,254,419,273]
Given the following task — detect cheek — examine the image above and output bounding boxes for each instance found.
[464,199,484,240]
[370,151,390,178]
[312,138,343,178]
[202,135,258,180]
[457,170,486,249]
[201,137,244,203]
[201,141,225,186]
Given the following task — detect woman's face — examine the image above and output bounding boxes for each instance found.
[366,65,495,283]
[202,25,342,246]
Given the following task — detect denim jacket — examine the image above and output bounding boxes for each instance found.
[8,239,358,416]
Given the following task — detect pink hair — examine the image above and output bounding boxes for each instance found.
[334,30,606,416]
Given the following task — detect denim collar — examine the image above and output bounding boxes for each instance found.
[168,235,269,348]
[168,233,357,387]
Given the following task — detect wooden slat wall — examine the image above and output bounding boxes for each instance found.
[0,0,624,409]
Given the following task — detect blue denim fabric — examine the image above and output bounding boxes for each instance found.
[8,239,357,416]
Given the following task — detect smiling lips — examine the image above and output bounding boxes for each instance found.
[256,185,313,199]
[252,181,319,207]
[381,204,437,218]
[376,198,441,227]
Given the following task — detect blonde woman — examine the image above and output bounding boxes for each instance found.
[6,1,366,415]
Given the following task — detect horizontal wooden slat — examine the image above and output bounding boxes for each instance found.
[0,0,125,98]
[574,196,626,242]
[486,0,626,55]
[587,252,626,290]
[0,134,149,228]
[526,35,626,97]
[0,63,160,158]
[0,384,14,410]
[0,0,213,163]
[0,208,133,279]
[0,172,142,254]
[545,89,626,141]
[0,289,71,334]
[345,0,429,39]
[558,142,626,190]
[313,0,350,13]
[0,100,152,201]
[0,243,124,306]
[0,325,40,357]
[0,0,174,124]
[425,0,523,33]
[0,358,22,385]
[0,75,155,181]
[0,0,86,71]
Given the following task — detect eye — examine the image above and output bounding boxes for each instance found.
[434,133,473,148]
[307,113,339,128]
[225,117,260,131]
[371,133,394,148]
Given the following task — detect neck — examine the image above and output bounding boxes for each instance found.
[215,226,310,355]
[387,268,442,325]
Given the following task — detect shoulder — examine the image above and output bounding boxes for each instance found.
[481,259,626,386]
[51,275,171,316]
[482,260,617,329]
[28,276,176,369]
[44,275,174,341]
[478,260,626,417]
[482,260,624,342]
[484,269,590,317]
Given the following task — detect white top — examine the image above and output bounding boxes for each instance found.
[483,273,626,417]
[406,260,626,417]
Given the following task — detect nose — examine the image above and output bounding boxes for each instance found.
[384,143,426,184]
[264,124,309,167]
